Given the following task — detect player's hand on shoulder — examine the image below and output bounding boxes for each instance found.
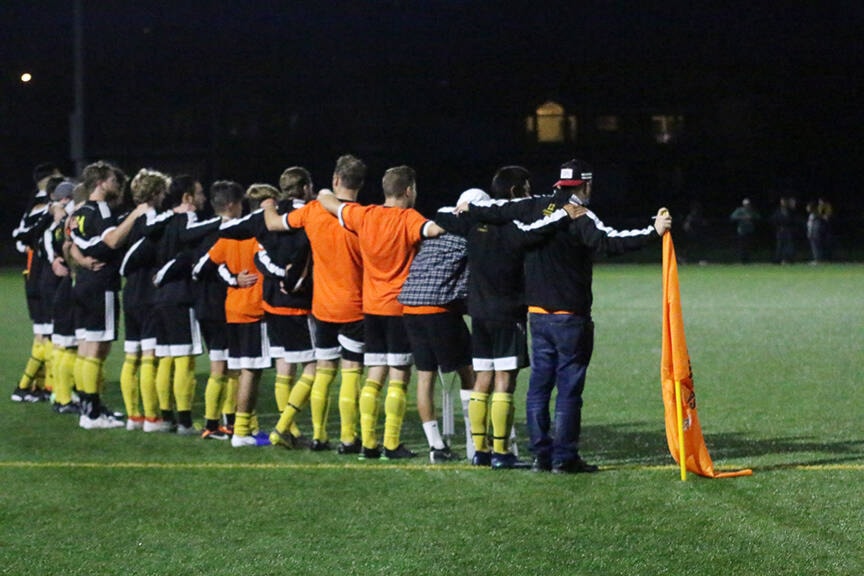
[564,204,588,220]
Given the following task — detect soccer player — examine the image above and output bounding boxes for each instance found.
[118,168,173,430]
[207,182,271,447]
[317,165,446,459]
[46,180,82,414]
[11,163,62,402]
[150,175,219,433]
[192,180,248,440]
[261,155,367,454]
[70,161,149,429]
[257,168,316,449]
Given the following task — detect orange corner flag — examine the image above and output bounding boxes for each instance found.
[661,234,752,479]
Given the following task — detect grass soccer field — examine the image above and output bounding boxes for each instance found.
[1,263,862,575]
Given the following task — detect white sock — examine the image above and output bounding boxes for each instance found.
[422,420,446,450]
[460,389,474,459]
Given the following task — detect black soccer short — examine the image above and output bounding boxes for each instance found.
[310,316,364,363]
[123,305,158,354]
[199,318,229,362]
[154,304,203,357]
[74,289,119,343]
[364,313,413,368]
[470,317,529,372]
[51,281,77,348]
[227,320,271,370]
[403,311,471,372]
[266,312,315,363]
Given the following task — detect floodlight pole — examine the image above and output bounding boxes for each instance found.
[70,0,86,175]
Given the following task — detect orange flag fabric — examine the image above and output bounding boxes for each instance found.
[661,234,752,478]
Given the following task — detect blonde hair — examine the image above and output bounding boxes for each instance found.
[130,168,171,205]
[245,183,280,210]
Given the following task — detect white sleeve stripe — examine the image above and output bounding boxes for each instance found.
[511,208,569,232]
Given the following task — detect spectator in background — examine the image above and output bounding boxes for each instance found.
[806,201,826,264]
[730,198,759,263]
[771,196,798,264]
[818,197,834,261]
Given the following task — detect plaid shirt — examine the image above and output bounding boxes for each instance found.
[398,233,468,307]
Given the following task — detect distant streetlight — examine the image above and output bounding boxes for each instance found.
[20,72,32,83]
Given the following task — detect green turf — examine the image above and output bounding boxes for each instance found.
[1,263,862,575]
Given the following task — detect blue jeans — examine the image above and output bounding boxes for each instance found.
[526,313,594,464]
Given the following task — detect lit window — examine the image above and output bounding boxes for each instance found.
[652,115,684,144]
[526,101,576,143]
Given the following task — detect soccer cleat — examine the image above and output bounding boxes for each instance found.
[25,389,50,403]
[11,387,39,403]
[552,457,599,474]
[79,413,125,430]
[429,444,459,463]
[52,401,80,415]
[382,443,417,460]
[471,451,492,467]
[143,418,174,433]
[201,428,230,441]
[338,439,362,455]
[99,404,126,420]
[231,434,259,448]
[176,424,199,436]
[269,429,298,449]
[491,452,532,470]
[359,446,382,460]
[126,416,145,431]
[309,439,332,452]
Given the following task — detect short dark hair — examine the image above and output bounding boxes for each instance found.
[164,174,197,209]
[382,165,415,198]
[491,165,530,200]
[210,180,244,213]
[45,175,66,198]
[334,154,366,190]
[33,162,60,185]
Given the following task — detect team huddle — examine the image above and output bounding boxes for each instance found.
[11,155,672,472]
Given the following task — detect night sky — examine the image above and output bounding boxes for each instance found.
[2,1,862,246]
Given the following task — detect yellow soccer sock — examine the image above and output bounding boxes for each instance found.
[490,392,514,454]
[275,374,312,435]
[359,379,383,449]
[338,367,362,443]
[250,411,260,435]
[173,356,195,412]
[204,375,227,422]
[310,367,336,441]
[222,375,239,419]
[43,341,55,392]
[234,412,252,437]
[79,356,103,395]
[155,357,174,412]
[469,391,490,453]
[382,380,407,451]
[139,356,158,419]
[120,353,141,418]
[17,339,45,390]
[52,347,75,405]
[274,374,292,413]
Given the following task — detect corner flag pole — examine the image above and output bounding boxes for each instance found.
[674,380,687,481]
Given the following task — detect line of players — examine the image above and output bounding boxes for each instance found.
[12,156,672,471]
